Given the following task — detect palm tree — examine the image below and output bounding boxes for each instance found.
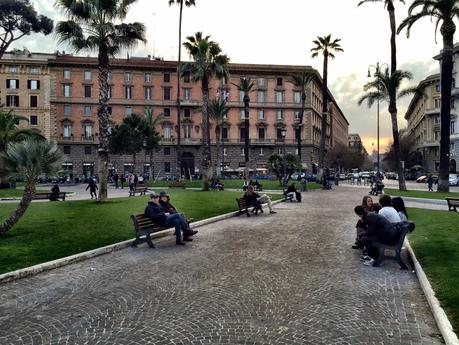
[288,70,315,160]
[397,0,459,192]
[182,32,230,191]
[0,139,62,236]
[358,0,405,74]
[0,109,45,152]
[232,77,255,179]
[168,0,196,179]
[56,0,146,201]
[209,98,230,178]
[358,69,422,191]
[310,34,343,170]
[144,107,162,178]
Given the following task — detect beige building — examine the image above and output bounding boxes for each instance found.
[0,49,55,140]
[404,74,441,173]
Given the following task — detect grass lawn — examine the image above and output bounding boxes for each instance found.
[385,188,459,200]
[146,178,322,190]
[0,190,283,274]
[408,208,459,333]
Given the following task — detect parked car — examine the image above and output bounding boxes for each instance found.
[359,171,370,179]
[416,175,428,183]
[449,174,459,186]
[339,173,346,180]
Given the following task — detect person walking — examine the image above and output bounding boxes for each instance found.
[86,178,98,199]
[113,173,119,189]
[427,174,434,192]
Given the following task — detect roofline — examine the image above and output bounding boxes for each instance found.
[404,73,440,121]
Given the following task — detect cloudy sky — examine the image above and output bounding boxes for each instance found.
[17,0,443,152]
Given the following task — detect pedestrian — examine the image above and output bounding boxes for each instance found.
[134,173,138,189]
[86,178,98,199]
[49,184,60,201]
[113,173,119,189]
[120,175,125,189]
[128,173,135,195]
[300,174,308,192]
[427,174,434,192]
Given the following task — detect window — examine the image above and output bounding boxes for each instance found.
[434,98,441,108]
[183,108,191,118]
[63,146,71,154]
[84,124,92,137]
[221,127,228,139]
[107,106,112,115]
[125,72,133,81]
[277,77,283,86]
[63,84,71,97]
[277,128,284,139]
[184,125,191,139]
[63,70,71,79]
[435,84,440,92]
[434,130,440,141]
[164,87,171,100]
[164,147,171,155]
[183,73,190,83]
[240,127,246,139]
[28,80,40,90]
[258,109,265,120]
[64,105,72,116]
[145,87,152,100]
[451,142,456,153]
[6,95,19,107]
[165,162,171,173]
[258,127,265,140]
[108,86,112,99]
[84,85,92,98]
[164,73,170,82]
[258,78,265,87]
[183,88,191,100]
[125,107,133,116]
[30,115,38,125]
[295,110,301,120]
[223,147,228,156]
[145,73,152,82]
[451,120,456,135]
[84,146,92,155]
[84,106,92,116]
[258,91,265,103]
[84,71,92,80]
[276,91,284,103]
[125,86,132,99]
[6,79,19,89]
[163,126,172,138]
[63,124,72,137]
[164,108,171,117]
[30,95,38,108]
[259,147,264,156]
[107,72,112,82]
[8,66,17,73]
[30,66,39,74]
[239,91,244,102]
[435,115,440,124]
[240,110,247,119]
[276,109,284,120]
[452,100,456,109]
[294,92,301,104]
[240,147,245,156]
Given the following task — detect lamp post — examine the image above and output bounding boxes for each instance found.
[367,62,388,179]
[281,128,287,186]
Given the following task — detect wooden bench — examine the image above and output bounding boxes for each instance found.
[130,213,168,248]
[373,221,415,269]
[32,192,66,201]
[168,181,186,188]
[129,187,148,196]
[446,197,459,212]
[236,197,263,217]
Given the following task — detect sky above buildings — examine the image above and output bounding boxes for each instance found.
[17,0,443,153]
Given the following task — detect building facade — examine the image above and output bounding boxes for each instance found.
[404,74,441,173]
[348,133,363,151]
[0,50,55,140]
[44,55,349,179]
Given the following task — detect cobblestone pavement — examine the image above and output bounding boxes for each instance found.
[0,188,443,345]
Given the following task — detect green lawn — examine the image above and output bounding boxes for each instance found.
[385,188,459,200]
[0,190,282,274]
[146,178,322,190]
[409,208,459,333]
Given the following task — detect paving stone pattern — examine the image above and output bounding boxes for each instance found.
[0,188,443,345]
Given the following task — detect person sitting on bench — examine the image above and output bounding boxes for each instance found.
[145,192,197,245]
[286,183,301,202]
[378,194,401,223]
[243,185,276,214]
[49,184,60,201]
[354,205,400,267]
[159,191,192,224]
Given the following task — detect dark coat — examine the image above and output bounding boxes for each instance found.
[362,212,398,244]
[86,180,98,192]
[159,200,177,214]
[145,202,167,225]
[243,192,260,206]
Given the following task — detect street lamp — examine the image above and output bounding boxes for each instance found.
[281,128,287,185]
[367,62,389,180]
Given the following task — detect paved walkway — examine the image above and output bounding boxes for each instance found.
[0,189,443,345]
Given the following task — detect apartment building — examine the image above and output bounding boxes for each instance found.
[48,55,349,179]
[0,50,55,140]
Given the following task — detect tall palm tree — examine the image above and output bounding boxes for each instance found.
[209,98,230,178]
[0,139,62,236]
[144,107,162,178]
[288,70,315,160]
[310,34,343,170]
[397,0,459,192]
[168,0,196,179]
[182,32,230,191]
[0,110,44,152]
[56,0,146,201]
[358,69,422,191]
[233,77,255,179]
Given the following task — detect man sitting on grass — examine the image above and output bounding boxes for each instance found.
[145,192,198,245]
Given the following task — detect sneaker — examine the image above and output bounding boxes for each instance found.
[352,245,360,249]
[363,259,375,266]
[269,211,277,214]
[176,239,186,245]
[360,255,371,262]
[188,230,198,236]
[183,236,193,242]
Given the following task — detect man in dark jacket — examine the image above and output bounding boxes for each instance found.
[86,178,98,199]
[145,192,197,245]
[354,205,399,266]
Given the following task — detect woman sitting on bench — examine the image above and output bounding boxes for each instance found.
[243,185,276,214]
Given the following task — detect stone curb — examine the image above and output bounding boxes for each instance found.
[0,199,285,285]
[406,239,459,345]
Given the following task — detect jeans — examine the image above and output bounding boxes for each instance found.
[165,213,190,240]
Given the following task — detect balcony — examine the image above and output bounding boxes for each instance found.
[180,99,201,107]
[250,139,275,146]
[81,135,95,142]
[160,138,177,145]
[182,138,201,145]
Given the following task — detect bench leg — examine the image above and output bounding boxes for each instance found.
[396,250,408,270]
[132,236,143,248]
[246,209,250,217]
[145,234,155,249]
[373,248,385,267]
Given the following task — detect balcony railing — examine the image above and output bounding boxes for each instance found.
[182,138,201,145]
[81,135,95,142]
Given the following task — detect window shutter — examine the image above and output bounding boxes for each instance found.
[16,80,19,88]
[28,80,31,89]
[37,80,40,89]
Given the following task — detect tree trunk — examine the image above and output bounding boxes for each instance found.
[97,45,110,201]
[298,92,306,160]
[149,150,154,178]
[244,95,250,180]
[133,152,136,173]
[175,1,184,180]
[0,181,35,236]
[319,51,328,169]
[438,23,455,192]
[387,2,397,74]
[201,77,210,191]
[390,109,407,191]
